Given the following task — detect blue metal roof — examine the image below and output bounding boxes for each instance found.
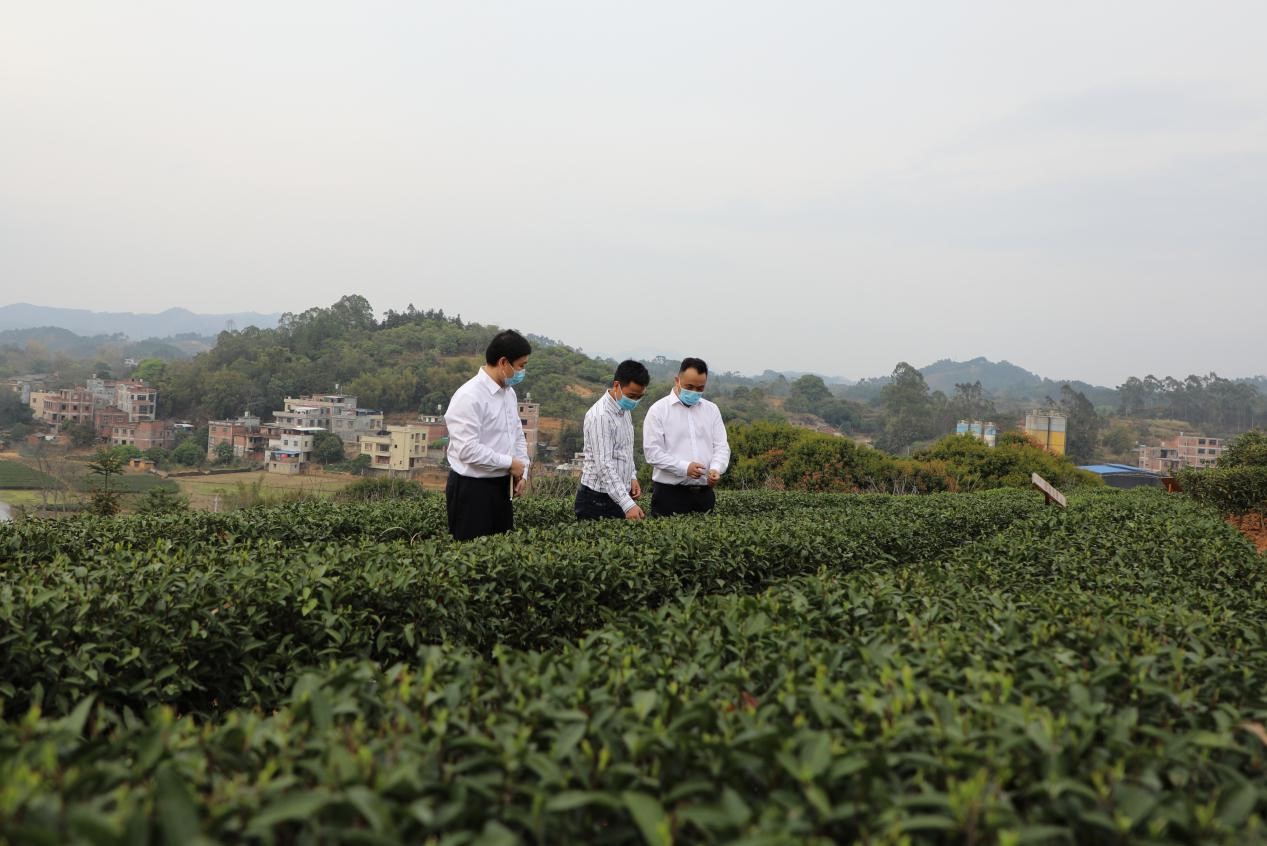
[1079,463,1161,476]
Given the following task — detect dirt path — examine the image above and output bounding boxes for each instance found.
[1228,515,1267,553]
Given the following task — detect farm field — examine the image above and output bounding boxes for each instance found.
[172,470,357,510]
[2,488,1266,843]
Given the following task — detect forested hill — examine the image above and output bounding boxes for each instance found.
[150,296,620,422]
[842,357,1118,407]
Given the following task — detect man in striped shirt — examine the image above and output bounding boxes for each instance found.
[575,360,651,520]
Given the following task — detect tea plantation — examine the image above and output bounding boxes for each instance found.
[2,488,1266,844]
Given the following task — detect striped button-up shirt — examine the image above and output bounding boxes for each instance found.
[580,391,637,513]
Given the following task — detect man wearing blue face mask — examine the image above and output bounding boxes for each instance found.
[576,360,650,520]
[643,357,731,517]
[443,329,532,540]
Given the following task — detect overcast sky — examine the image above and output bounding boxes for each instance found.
[2,2,1264,384]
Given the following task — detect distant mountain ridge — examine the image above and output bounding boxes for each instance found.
[841,356,1119,407]
[0,303,282,339]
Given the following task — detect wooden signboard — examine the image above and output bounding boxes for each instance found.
[1031,472,1067,508]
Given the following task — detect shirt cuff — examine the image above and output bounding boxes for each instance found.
[616,491,637,513]
[676,459,691,475]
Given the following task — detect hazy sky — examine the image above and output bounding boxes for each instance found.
[3,2,1264,384]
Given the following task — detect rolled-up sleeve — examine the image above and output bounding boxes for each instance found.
[709,406,731,475]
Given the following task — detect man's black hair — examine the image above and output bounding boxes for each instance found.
[485,330,532,366]
[613,360,651,387]
[679,357,708,375]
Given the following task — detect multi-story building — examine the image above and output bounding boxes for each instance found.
[518,399,540,461]
[272,394,384,444]
[29,388,96,429]
[4,375,49,405]
[110,419,176,451]
[1023,410,1067,455]
[1138,433,1228,473]
[94,407,130,440]
[208,414,268,463]
[116,382,157,422]
[86,378,157,423]
[265,425,322,475]
[358,425,430,476]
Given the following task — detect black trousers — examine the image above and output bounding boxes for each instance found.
[574,484,627,520]
[650,481,716,517]
[446,470,513,540]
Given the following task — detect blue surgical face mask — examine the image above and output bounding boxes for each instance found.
[616,392,640,412]
[679,388,702,406]
[506,366,525,387]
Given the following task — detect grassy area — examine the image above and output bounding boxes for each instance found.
[174,471,356,511]
[0,460,58,489]
[74,473,177,494]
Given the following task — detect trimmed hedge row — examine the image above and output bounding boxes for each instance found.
[1177,466,1267,518]
[0,491,1042,718]
[4,491,1267,844]
[0,489,1013,564]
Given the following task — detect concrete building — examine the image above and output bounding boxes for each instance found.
[87,378,157,423]
[1138,433,1228,473]
[94,407,130,440]
[116,382,157,422]
[358,425,430,476]
[29,388,96,429]
[518,399,540,461]
[1023,410,1067,455]
[955,420,999,447]
[4,375,49,405]
[110,419,176,451]
[208,414,268,463]
[266,425,322,475]
[273,394,384,444]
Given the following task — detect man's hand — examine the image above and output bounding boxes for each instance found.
[630,479,641,499]
[687,461,706,479]
[707,469,720,487]
[625,504,645,520]
[510,458,526,479]
[513,477,527,497]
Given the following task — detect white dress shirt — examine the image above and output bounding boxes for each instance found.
[580,391,637,513]
[444,369,530,479]
[642,391,730,486]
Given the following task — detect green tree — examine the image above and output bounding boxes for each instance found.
[61,421,98,448]
[785,375,833,414]
[214,441,236,465]
[877,363,935,454]
[312,430,346,465]
[1053,384,1101,464]
[0,391,34,428]
[171,439,205,467]
[86,449,125,515]
[131,358,167,385]
[137,486,188,514]
[1219,429,1267,468]
[1100,423,1136,458]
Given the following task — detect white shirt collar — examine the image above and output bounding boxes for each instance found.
[478,368,504,395]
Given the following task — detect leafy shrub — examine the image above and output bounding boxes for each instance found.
[334,476,431,502]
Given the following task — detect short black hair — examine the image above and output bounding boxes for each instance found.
[679,357,708,375]
[613,360,650,387]
[485,330,532,366]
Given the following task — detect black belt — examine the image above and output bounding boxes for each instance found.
[656,481,709,493]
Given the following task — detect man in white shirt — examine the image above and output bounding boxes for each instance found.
[576,360,650,520]
[443,329,532,540]
[642,356,731,517]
